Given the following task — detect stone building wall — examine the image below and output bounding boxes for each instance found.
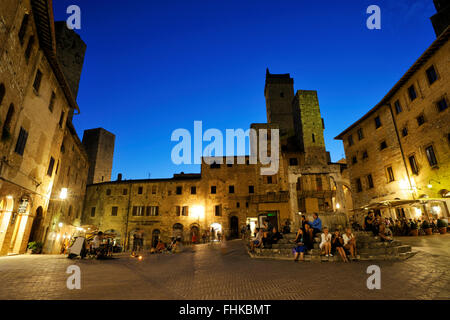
[336,28,450,222]
[43,122,89,254]
[0,0,76,255]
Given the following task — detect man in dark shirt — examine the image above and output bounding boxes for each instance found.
[364,211,375,232]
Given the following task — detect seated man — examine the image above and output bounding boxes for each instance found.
[307,213,322,239]
[267,227,283,246]
[250,228,263,252]
[363,211,375,233]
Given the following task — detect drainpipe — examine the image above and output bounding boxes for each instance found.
[124,183,132,251]
[387,103,415,200]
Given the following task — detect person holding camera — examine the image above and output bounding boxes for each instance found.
[331,230,348,262]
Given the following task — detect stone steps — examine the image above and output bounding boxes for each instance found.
[248,231,415,262]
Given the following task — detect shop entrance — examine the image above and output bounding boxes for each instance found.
[258,211,279,231]
[229,216,239,239]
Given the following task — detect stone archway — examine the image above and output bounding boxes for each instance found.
[0,196,14,255]
[151,229,160,248]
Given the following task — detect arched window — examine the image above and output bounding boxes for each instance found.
[2,103,14,139]
[0,83,5,106]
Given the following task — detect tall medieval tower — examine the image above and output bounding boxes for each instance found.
[264,69,296,143]
[292,90,327,164]
[82,128,116,185]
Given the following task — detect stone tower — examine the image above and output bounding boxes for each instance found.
[54,21,86,119]
[82,128,115,185]
[293,90,328,164]
[430,0,450,37]
[264,69,296,141]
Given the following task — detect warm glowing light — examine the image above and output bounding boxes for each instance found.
[399,179,409,190]
[414,208,422,217]
[58,222,63,228]
[211,223,222,232]
[6,195,13,199]
[432,206,441,214]
[427,184,433,189]
[191,205,205,219]
[138,256,143,261]
[56,234,61,241]
[336,203,341,209]
[59,188,68,199]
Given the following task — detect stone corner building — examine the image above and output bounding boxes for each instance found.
[0,0,113,255]
[82,70,352,250]
[335,5,450,223]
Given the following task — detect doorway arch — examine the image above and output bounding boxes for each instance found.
[173,223,183,241]
[151,229,160,247]
[229,216,239,239]
[29,206,43,242]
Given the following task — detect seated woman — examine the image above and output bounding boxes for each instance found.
[378,223,393,242]
[331,230,349,262]
[320,227,332,257]
[293,228,306,262]
[155,240,166,253]
[303,224,314,250]
[250,228,263,252]
[343,228,357,259]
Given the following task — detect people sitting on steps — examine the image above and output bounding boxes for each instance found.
[331,230,349,263]
[250,228,263,252]
[363,211,375,234]
[378,223,394,242]
[343,227,357,259]
[293,228,306,262]
[266,227,283,248]
[302,224,314,251]
[319,227,332,257]
[307,212,322,239]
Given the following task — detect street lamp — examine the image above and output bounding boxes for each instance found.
[59,188,68,200]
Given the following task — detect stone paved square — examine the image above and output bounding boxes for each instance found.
[0,235,449,300]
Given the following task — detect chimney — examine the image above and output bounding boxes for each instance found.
[117,173,122,181]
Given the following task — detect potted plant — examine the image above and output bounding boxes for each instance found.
[437,219,448,234]
[27,241,43,254]
[409,221,418,236]
[421,221,433,235]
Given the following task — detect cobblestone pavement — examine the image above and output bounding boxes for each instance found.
[0,235,449,300]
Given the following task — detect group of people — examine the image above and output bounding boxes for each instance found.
[249,213,358,263]
[391,217,439,236]
[293,214,357,262]
[249,219,284,251]
[149,238,179,254]
[362,211,394,242]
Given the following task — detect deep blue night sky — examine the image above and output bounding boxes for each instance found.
[51,0,436,180]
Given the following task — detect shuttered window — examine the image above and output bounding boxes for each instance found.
[14,127,28,156]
